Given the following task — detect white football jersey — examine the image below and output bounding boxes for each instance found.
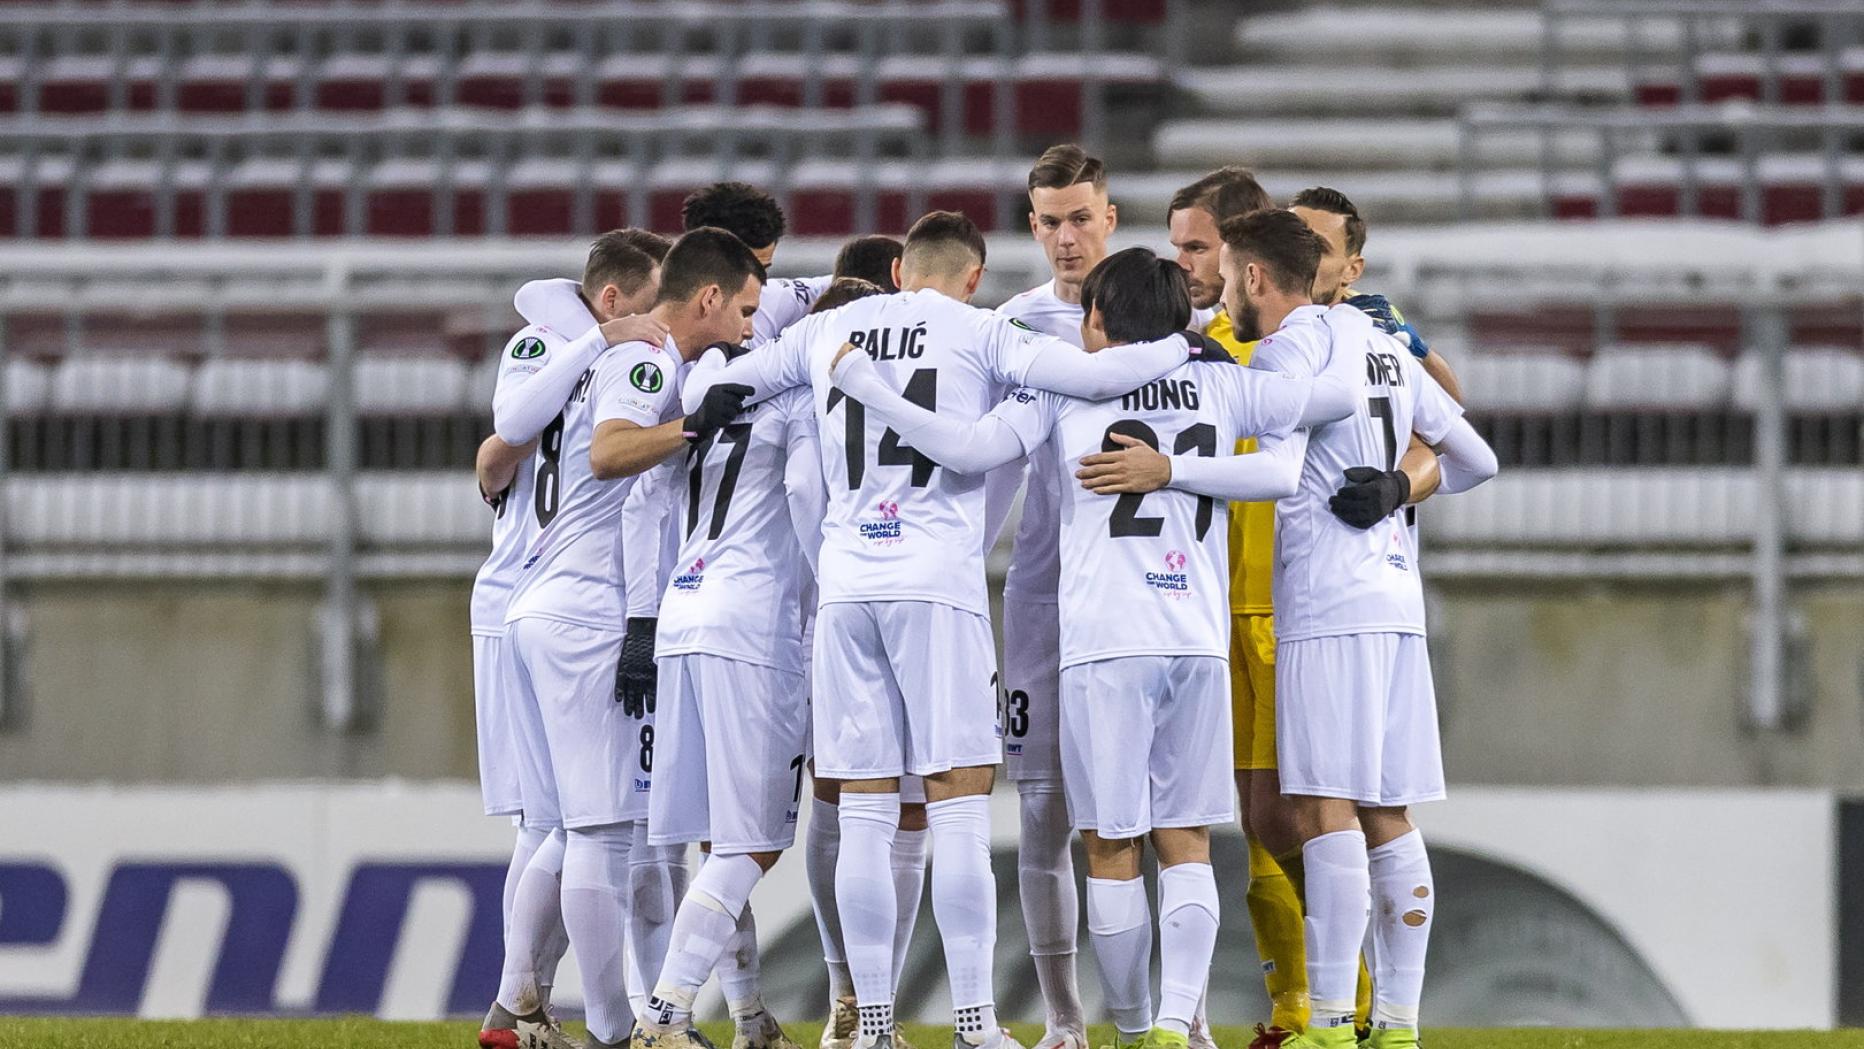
[658,385,818,673]
[688,288,1185,616]
[996,280,1084,607]
[1253,310,1464,642]
[469,324,557,636]
[994,360,1309,667]
[751,274,833,347]
[503,339,686,629]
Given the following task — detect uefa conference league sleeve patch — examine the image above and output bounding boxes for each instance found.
[511,336,546,359]
[628,360,665,394]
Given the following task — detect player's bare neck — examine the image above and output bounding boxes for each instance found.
[647,301,699,359]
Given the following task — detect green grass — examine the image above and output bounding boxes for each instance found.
[0,1021,1859,1049]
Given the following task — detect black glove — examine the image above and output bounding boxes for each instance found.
[1329,466,1411,529]
[682,383,753,443]
[616,616,658,716]
[1181,330,1237,365]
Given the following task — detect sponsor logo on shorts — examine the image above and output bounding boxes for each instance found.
[633,777,651,793]
[672,557,706,592]
[1006,742,1024,755]
[1145,550,1192,597]
[858,500,904,544]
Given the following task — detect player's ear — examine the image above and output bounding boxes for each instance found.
[890,256,903,291]
[700,283,723,316]
[1343,253,1366,287]
[963,263,984,301]
[1027,207,1041,237]
[1104,201,1119,234]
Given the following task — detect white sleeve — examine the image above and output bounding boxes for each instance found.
[1250,313,1361,427]
[1432,417,1498,494]
[591,344,679,428]
[781,394,826,578]
[1169,431,1305,503]
[980,310,1191,399]
[514,277,599,338]
[832,350,1048,474]
[493,325,609,445]
[983,458,1027,550]
[750,275,831,347]
[679,320,814,414]
[1205,362,1310,440]
[621,462,675,618]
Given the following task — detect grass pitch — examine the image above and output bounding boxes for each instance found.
[0,1020,1859,1049]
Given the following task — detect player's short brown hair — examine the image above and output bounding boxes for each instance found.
[1290,186,1367,256]
[834,235,904,291]
[810,277,887,315]
[1218,209,1326,298]
[1027,143,1106,194]
[582,229,664,296]
[1168,167,1273,224]
[1081,247,1192,344]
[902,210,987,275]
[654,226,767,305]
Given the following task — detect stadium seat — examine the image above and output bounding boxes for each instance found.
[0,153,76,237]
[1460,351,1588,413]
[177,53,302,113]
[316,53,441,110]
[1637,49,1864,107]
[352,356,471,415]
[82,158,215,238]
[3,358,51,413]
[6,474,331,547]
[1585,344,1733,409]
[455,50,588,110]
[359,472,489,545]
[1427,468,1756,546]
[365,158,492,237]
[1732,347,1864,412]
[192,359,330,417]
[50,356,194,414]
[223,157,351,237]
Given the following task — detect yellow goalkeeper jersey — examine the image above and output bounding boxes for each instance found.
[1205,309,1274,615]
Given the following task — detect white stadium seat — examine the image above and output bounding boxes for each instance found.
[1460,352,1588,413]
[1732,348,1864,412]
[191,359,330,417]
[353,356,472,415]
[50,356,193,414]
[1584,345,1733,410]
[4,358,52,413]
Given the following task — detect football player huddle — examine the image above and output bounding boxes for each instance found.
[469,147,1498,1049]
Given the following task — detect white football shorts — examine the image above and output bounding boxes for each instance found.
[506,617,652,830]
[649,653,809,853]
[1276,632,1446,808]
[1001,597,1063,783]
[1059,654,1235,839]
[811,600,1003,780]
[472,632,525,818]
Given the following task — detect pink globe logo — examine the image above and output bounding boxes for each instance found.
[1164,550,1186,571]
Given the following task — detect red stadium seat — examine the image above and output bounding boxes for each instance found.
[177,54,302,113]
[595,53,723,109]
[224,157,351,237]
[365,158,491,236]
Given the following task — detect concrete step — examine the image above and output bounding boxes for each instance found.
[1176,63,1632,117]
[1152,116,1630,170]
[1114,167,1558,223]
[1235,6,1740,62]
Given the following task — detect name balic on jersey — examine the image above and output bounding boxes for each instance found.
[850,323,928,361]
[1121,377,1199,413]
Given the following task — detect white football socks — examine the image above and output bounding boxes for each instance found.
[1303,830,1372,1033]
[927,795,998,1023]
[836,792,901,1034]
[1085,876,1153,1038]
[805,795,855,1000]
[560,824,636,1044]
[720,903,765,1021]
[647,851,763,1027]
[503,823,548,934]
[1156,863,1220,1037]
[1367,829,1433,1032]
[890,824,929,992]
[497,827,566,1016]
[627,822,686,1015]
[1017,782,1085,1036]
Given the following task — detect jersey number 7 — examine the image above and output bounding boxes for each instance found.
[825,368,938,489]
[1103,419,1217,540]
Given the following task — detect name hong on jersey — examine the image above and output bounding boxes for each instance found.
[1121,377,1200,413]
[1145,549,1193,596]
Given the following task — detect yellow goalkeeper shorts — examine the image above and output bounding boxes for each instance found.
[1230,612,1279,771]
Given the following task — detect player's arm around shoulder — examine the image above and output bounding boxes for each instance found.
[589,343,686,481]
